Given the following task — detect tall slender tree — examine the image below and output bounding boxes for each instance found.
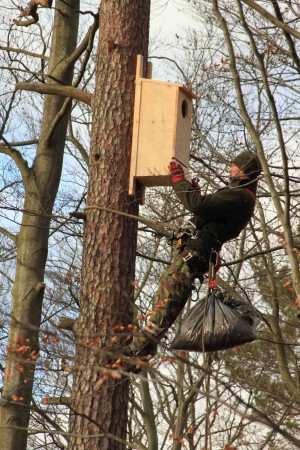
[68,1,151,449]
[0,2,80,449]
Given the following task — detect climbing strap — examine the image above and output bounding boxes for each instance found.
[244,188,256,216]
[208,250,219,289]
[244,187,256,204]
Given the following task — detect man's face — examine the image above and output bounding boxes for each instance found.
[229,164,248,179]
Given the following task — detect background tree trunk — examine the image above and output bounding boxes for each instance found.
[68,1,150,449]
[0,2,79,449]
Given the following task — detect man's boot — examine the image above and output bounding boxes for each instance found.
[111,321,166,375]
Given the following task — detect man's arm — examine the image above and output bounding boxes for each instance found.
[168,162,249,220]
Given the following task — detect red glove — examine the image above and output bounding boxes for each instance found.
[191,178,201,193]
[168,161,185,183]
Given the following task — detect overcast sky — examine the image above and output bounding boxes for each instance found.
[149,0,197,81]
[152,0,190,35]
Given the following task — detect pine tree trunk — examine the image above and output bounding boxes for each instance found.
[0,2,79,449]
[68,2,150,449]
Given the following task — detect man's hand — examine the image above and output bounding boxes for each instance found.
[191,178,201,193]
[168,161,185,183]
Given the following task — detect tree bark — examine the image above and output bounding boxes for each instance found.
[0,2,79,449]
[67,1,150,449]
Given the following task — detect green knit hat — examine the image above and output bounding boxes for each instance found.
[233,151,262,180]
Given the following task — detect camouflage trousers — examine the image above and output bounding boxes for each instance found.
[136,249,209,346]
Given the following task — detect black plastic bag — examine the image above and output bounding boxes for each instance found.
[171,288,261,352]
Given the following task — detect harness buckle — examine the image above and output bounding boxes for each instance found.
[181,251,194,262]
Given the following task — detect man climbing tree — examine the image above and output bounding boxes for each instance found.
[120,150,262,370]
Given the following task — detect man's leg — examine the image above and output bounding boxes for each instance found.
[110,250,207,374]
[131,250,202,356]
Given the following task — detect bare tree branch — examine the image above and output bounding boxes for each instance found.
[0,226,17,244]
[0,45,48,61]
[241,0,300,40]
[15,82,92,106]
[13,0,53,27]
[0,141,31,187]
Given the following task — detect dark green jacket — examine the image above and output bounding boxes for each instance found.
[172,177,257,255]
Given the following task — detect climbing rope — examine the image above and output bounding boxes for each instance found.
[202,250,218,449]
[84,204,178,238]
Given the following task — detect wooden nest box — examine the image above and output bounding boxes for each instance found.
[129,55,197,197]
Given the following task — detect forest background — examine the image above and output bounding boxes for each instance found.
[0,0,300,449]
